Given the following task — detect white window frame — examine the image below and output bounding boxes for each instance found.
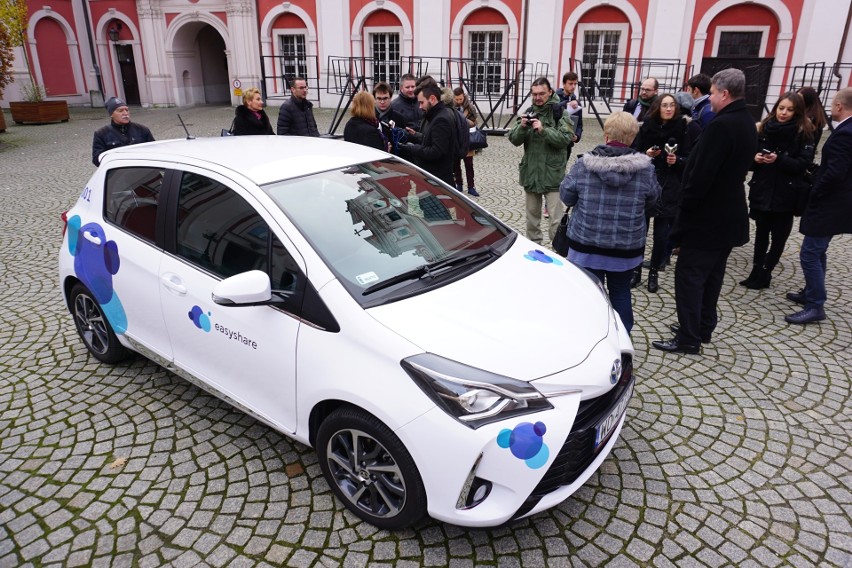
[712,26,769,57]
[463,25,508,96]
[364,26,403,87]
[577,23,629,100]
[272,29,310,95]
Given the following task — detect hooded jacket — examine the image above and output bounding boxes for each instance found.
[508,92,574,192]
[559,144,660,257]
[276,95,320,137]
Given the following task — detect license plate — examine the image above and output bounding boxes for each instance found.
[595,381,634,449]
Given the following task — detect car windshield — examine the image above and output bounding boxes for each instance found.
[263,159,513,305]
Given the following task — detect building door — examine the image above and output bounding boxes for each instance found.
[115,44,140,105]
[370,33,400,89]
[581,30,620,99]
[701,31,773,121]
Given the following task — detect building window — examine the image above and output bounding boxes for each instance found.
[582,30,620,99]
[370,33,400,88]
[468,31,503,95]
[717,31,762,57]
[278,34,308,82]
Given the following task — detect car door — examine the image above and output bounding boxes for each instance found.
[158,169,302,432]
[99,165,173,361]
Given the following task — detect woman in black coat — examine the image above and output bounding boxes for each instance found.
[343,91,387,151]
[231,87,274,136]
[742,92,815,289]
[633,93,691,292]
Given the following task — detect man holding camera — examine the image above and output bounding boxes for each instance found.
[508,77,575,244]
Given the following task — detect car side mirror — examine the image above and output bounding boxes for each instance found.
[212,270,272,306]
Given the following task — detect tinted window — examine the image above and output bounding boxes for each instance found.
[104,167,165,242]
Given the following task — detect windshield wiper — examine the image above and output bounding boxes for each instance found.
[361,245,500,296]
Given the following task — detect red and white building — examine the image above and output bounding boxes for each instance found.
[2,0,851,113]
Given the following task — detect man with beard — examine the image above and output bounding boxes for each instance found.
[396,81,456,185]
[623,77,658,123]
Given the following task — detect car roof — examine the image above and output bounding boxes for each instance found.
[101,136,389,185]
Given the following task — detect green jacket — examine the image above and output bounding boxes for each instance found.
[508,93,574,193]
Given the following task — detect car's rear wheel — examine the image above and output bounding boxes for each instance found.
[316,406,426,529]
[70,283,130,364]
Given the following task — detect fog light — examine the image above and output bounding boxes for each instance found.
[464,477,492,508]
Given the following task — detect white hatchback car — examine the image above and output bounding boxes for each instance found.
[60,136,634,529]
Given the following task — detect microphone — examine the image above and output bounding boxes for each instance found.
[664,137,678,155]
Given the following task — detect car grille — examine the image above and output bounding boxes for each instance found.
[512,354,633,519]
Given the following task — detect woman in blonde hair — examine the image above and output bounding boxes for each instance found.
[231,87,274,135]
[343,91,387,151]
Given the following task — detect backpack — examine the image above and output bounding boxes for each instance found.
[449,107,470,159]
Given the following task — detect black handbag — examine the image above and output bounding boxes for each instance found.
[793,162,818,216]
[469,128,488,150]
[551,212,570,256]
[221,118,235,137]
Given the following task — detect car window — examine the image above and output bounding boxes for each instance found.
[262,159,512,303]
[175,172,301,295]
[104,167,165,243]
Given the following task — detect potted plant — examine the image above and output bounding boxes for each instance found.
[1,0,69,125]
[0,4,14,132]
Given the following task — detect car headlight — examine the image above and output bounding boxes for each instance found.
[401,353,553,429]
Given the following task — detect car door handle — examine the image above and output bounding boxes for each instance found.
[161,274,187,295]
[82,230,102,245]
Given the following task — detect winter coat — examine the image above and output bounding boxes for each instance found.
[634,116,691,218]
[623,98,653,122]
[92,121,155,166]
[748,119,815,215]
[800,117,852,236]
[508,93,574,193]
[343,116,387,151]
[455,98,478,158]
[670,98,758,250]
[397,101,456,185]
[556,88,583,142]
[559,144,660,258]
[390,94,423,131]
[231,105,274,136]
[276,95,320,137]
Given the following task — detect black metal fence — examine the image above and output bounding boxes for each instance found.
[259,54,321,104]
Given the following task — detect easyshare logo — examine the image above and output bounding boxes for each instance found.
[524,249,563,266]
[188,305,212,332]
[497,421,550,469]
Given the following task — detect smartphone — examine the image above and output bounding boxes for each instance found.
[651,145,660,151]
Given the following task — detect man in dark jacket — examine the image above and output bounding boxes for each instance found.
[653,68,758,354]
[622,77,658,123]
[92,97,155,166]
[276,78,319,137]
[687,73,716,129]
[396,81,456,186]
[785,87,852,324]
[556,71,583,161]
[390,74,423,132]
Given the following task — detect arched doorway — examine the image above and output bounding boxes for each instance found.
[171,22,230,105]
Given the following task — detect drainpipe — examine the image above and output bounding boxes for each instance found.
[80,0,105,102]
[832,1,852,90]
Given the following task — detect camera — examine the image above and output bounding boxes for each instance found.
[522,110,539,122]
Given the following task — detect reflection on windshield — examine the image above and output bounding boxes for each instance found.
[263,159,510,298]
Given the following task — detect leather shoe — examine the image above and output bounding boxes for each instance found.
[647,269,659,293]
[785,307,826,325]
[652,338,700,354]
[786,289,806,305]
[668,323,711,344]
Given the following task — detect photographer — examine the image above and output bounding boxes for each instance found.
[508,77,575,244]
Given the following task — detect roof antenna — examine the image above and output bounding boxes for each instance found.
[177,114,195,140]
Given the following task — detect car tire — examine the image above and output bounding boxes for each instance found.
[316,406,427,529]
[70,283,131,364]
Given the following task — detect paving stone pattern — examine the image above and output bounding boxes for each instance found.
[0,105,850,567]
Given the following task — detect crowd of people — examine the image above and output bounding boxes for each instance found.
[91,69,851,348]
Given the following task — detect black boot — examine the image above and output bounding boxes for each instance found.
[745,267,771,290]
[631,267,642,288]
[647,269,659,293]
[739,265,761,287]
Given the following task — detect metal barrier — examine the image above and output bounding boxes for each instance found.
[259,54,321,104]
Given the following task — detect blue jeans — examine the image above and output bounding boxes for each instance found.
[587,268,634,332]
[800,235,832,309]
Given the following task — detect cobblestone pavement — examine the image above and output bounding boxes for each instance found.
[1,104,850,568]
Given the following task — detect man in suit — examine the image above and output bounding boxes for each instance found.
[785,87,852,324]
[653,69,758,354]
[623,77,658,123]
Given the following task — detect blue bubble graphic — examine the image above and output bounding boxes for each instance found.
[523,249,563,265]
[497,421,550,469]
[188,305,212,332]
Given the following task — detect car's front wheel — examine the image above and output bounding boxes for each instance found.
[70,283,130,364]
[316,406,427,529]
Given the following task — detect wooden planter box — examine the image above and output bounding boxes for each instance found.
[9,101,69,124]
[0,108,6,132]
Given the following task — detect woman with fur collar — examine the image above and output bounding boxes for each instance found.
[559,112,661,333]
[231,87,274,136]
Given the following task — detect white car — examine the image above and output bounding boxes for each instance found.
[59,136,634,529]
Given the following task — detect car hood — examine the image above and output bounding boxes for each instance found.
[366,241,613,381]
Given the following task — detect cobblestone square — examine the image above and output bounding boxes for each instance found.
[0,104,850,567]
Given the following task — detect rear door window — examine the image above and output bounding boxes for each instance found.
[104,167,165,243]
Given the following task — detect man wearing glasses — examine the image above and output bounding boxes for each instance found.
[623,77,659,122]
[276,77,320,137]
[373,82,407,132]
